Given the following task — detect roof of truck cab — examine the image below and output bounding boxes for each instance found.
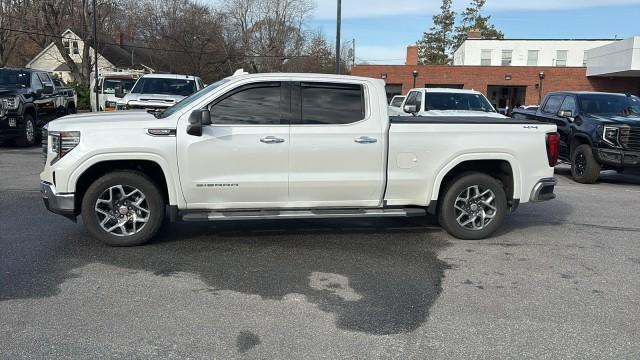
[230,72,385,83]
[140,73,199,80]
[409,88,483,94]
[548,91,632,97]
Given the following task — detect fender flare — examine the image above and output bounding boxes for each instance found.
[67,152,183,207]
[430,152,523,202]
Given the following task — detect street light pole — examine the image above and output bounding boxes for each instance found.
[336,0,341,74]
[92,0,99,112]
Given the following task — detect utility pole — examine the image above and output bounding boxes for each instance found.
[336,0,341,74]
[352,38,355,68]
[92,0,99,112]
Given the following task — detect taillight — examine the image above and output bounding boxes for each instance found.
[546,132,560,167]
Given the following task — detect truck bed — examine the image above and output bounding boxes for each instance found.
[389,115,541,125]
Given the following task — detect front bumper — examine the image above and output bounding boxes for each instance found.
[41,181,76,221]
[530,178,557,203]
[596,148,640,168]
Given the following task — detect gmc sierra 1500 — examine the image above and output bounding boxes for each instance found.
[41,71,559,246]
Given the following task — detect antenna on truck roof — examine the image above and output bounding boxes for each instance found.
[233,69,249,76]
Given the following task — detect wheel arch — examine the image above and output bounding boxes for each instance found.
[429,154,520,213]
[69,154,181,213]
[570,132,593,154]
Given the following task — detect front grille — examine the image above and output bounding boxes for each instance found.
[620,127,640,152]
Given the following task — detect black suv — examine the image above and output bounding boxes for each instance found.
[513,91,640,183]
[0,68,72,146]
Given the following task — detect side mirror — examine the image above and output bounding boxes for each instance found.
[558,110,574,119]
[114,85,125,98]
[403,104,418,114]
[42,84,54,95]
[187,109,211,136]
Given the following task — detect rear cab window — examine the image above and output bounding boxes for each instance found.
[297,82,365,125]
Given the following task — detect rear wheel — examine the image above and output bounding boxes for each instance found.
[81,171,165,246]
[571,144,600,184]
[15,114,36,147]
[438,172,507,240]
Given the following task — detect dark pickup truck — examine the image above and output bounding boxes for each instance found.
[513,91,640,183]
[0,68,76,146]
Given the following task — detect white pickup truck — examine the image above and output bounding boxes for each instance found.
[40,72,559,246]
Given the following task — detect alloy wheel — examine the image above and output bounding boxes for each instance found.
[94,185,150,236]
[453,185,497,231]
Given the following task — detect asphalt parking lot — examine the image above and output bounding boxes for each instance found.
[1,146,639,359]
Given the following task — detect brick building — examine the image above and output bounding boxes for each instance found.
[352,40,640,111]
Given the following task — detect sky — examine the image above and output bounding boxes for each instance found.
[307,0,640,64]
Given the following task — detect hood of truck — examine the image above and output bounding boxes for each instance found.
[585,113,640,126]
[0,87,30,97]
[46,110,168,131]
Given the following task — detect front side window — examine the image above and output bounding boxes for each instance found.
[579,94,640,116]
[556,50,568,67]
[481,49,492,66]
[560,96,577,114]
[31,73,43,91]
[527,50,539,66]
[210,82,282,125]
[404,91,422,112]
[300,82,364,125]
[501,50,512,66]
[37,73,52,84]
[130,78,197,96]
[542,95,564,114]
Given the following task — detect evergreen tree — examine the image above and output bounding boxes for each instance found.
[453,0,504,50]
[417,0,456,65]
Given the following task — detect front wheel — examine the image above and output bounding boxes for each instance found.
[571,144,601,184]
[81,171,165,246]
[438,172,508,240]
[15,114,36,147]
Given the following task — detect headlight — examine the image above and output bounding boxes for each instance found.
[602,126,621,148]
[49,131,81,164]
[2,96,19,110]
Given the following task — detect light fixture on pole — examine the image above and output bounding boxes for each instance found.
[412,70,418,88]
[538,71,545,104]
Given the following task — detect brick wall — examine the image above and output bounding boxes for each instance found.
[353,64,640,105]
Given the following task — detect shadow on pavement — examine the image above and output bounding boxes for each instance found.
[0,192,451,335]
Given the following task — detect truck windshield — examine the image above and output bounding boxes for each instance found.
[157,78,230,119]
[579,94,640,116]
[130,78,196,96]
[103,78,136,94]
[425,92,495,112]
[0,69,30,88]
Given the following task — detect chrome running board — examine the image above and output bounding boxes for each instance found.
[181,208,425,222]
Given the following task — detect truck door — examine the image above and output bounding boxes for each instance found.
[288,81,386,207]
[538,94,571,158]
[177,81,290,209]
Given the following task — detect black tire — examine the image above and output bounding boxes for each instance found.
[15,114,36,147]
[438,172,508,240]
[571,144,601,184]
[81,171,165,246]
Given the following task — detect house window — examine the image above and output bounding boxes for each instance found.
[556,50,568,67]
[481,49,492,66]
[527,50,539,66]
[72,41,79,54]
[63,41,71,54]
[501,50,512,66]
[583,50,588,66]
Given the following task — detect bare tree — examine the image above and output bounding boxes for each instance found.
[0,0,29,67]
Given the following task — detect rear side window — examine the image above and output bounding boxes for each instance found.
[391,97,405,107]
[542,95,564,114]
[210,81,282,125]
[300,82,364,125]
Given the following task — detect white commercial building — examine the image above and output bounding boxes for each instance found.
[586,36,640,77]
[454,38,616,67]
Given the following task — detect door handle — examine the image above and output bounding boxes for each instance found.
[260,136,285,144]
[354,136,377,144]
